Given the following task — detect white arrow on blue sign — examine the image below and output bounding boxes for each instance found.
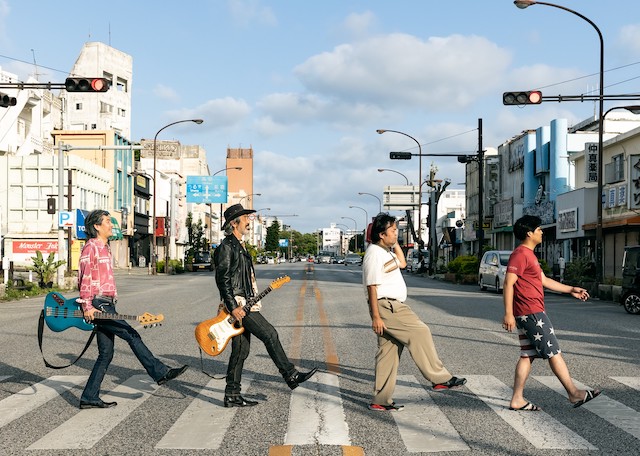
[186,176,228,203]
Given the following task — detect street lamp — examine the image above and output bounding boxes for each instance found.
[514,0,605,284]
[152,118,203,274]
[377,168,410,185]
[349,205,368,251]
[377,129,423,244]
[210,166,242,248]
[358,192,382,213]
[239,193,261,205]
[341,216,358,253]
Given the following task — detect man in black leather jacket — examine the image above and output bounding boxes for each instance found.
[213,204,317,407]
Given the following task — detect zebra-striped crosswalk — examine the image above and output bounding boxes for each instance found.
[1,373,639,453]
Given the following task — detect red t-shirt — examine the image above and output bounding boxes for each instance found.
[507,244,544,316]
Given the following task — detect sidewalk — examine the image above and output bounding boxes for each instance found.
[113,266,154,276]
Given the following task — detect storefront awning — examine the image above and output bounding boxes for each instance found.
[110,216,123,240]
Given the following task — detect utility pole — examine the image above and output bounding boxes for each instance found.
[478,118,484,259]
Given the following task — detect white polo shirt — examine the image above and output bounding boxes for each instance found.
[362,243,407,302]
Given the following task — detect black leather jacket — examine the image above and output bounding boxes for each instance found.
[213,234,255,313]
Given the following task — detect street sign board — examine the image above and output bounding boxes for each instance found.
[59,211,75,228]
[186,176,227,203]
[383,185,419,210]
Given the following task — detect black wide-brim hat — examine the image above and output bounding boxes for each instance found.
[222,204,256,229]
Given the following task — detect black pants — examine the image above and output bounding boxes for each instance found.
[225,311,296,396]
[81,298,169,402]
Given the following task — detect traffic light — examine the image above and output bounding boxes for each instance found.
[503,91,542,105]
[389,151,412,160]
[0,93,17,108]
[46,197,56,214]
[64,77,111,92]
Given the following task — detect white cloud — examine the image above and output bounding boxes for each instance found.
[294,33,512,111]
[342,11,377,38]
[153,84,180,102]
[165,97,251,129]
[228,0,277,27]
[618,24,640,57]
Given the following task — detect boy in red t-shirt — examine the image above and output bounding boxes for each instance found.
[502,215,601,411]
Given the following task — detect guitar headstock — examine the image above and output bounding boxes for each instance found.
[271,275,291,289]
[139,312,164,328]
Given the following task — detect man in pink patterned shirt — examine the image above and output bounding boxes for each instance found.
[78,210,187,409]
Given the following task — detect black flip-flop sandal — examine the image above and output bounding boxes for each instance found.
[509,402,541,411]
[572,389,601,408]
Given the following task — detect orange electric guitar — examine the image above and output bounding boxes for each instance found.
[195,275,290,357]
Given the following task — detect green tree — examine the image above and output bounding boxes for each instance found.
[295,232,318,255]
[265,219,281,252]
[185,212,208,263]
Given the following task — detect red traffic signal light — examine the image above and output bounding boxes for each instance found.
[0,93,17,108]
[65,77,111,92]
[503,91,542,105]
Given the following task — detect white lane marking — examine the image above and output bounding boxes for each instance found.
[284,371,350,446]
[391,375,469,453]
[537,375,640,441]
[28,374,158,449]
[611,376,640,391]
[0,375,86,429]
[465,375,596,450]
[156,375,254,449]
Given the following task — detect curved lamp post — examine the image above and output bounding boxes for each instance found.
[514,0,605,284]
[377,168,410,185]
[210,166,242,250]
[349,205,368,252]
[152,118,203,274]
[358,192,382,213]
[377,129,423,243]
[239,193,261,205]
[341,216,358,252]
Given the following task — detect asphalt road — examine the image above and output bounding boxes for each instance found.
[1,262,639,455]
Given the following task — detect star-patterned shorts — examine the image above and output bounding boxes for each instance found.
[515,312,561,359]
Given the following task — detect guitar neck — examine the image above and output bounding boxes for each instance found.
[95,311,140,322]
[241,286,273,312]
[69,309,139,322]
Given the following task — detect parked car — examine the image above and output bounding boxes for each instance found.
[344,253,362,266]
[621,245,640,314]
[189,251,214,271]
[478,250,512,293]
[405,248,420,272]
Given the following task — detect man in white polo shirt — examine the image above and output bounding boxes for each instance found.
[363,213,466,411]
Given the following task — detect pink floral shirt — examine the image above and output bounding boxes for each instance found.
[78,238,117,311]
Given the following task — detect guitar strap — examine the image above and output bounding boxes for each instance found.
[37,309,96,369]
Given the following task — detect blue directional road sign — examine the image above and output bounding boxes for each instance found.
[186,176,228,203]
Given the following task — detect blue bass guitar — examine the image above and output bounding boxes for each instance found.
[43,291,163,332]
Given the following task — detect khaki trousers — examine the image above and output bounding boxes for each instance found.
[373,298,452,405]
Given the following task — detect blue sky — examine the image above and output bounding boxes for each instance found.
[1,0,639,233]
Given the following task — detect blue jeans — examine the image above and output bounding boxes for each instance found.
[81,299,169,402]
[225,311,296,396]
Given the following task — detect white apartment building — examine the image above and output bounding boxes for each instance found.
[63,42,132,139]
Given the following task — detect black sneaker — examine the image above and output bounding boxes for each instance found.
[433,376,467,390]
[368,402,404,411]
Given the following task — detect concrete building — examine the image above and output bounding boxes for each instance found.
[63,42,132,139]
[472,113,640,283]
[139,140,210,265]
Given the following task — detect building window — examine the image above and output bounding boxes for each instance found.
[116,77,128,93]
[91,124,97,129]
[75,103,82,110]
[605,154,625,184]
